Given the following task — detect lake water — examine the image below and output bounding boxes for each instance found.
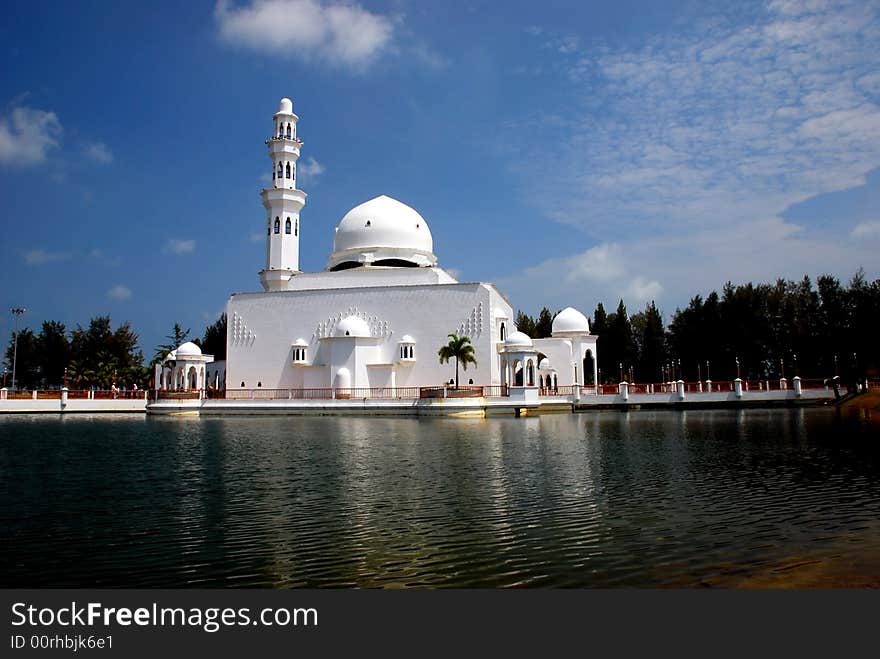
[1,408,879,587]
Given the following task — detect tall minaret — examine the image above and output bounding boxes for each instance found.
[259,97,307,291]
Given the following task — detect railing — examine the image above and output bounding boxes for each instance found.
[539,385,578,397]
[0,389,147,401]
[146,377,846,405]
[420,386,485,399]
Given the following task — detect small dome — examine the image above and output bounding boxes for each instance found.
[539,358,551,370]
[277,97,293,114]
[327,195,437,271]
[552,307,590,335]
[293,338,308,346]
[335,316,371,338]
[399,334,416,343]
[176,341,202,357]
[505,330,533,348]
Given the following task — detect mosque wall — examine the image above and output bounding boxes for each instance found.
[225,281,513,390]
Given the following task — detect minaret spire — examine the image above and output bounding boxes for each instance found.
[259,97,307,291]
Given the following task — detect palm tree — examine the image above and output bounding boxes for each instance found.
[438,333,477,389]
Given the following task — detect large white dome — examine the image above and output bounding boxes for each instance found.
[552,307,590,335]
[327,195,437,271]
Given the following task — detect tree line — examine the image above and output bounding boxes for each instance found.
[3,313,228,390]
[514,269,879,384]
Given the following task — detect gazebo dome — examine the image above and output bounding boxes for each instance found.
[176,341,202,357]
[539,357,551,370]
[293,338,308,347]
[276,97,293,114]
[335,316,371,338]
[552,307,590,335]
[327,195,437,271]
[504,330,533,348]
[399,334,416,343]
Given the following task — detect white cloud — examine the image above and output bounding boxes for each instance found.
[215,0,394,69]
[84,141,113,164]
[22,249,71,265]
[107,285,132,301]
[496,1,880,316]
[296,156,325,185]
[496,216,878,320]
[163,239,195,254]
[510,1,880,237]
[0,105,62,166]
[851,220,880,239]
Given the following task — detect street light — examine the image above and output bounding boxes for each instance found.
[706,360,710,381]
[735,356,741,379]
[10,307,28,392]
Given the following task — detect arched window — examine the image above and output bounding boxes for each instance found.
[267,224,270,235]
[285,162,291,178]
[500,322,506,341]
[277,162,283,178]
[286,124,291,138]
[285,218,291,234]
[240,381,245,388]
[278,124,283,138]
[295,219,298,236]
[274,217,280,234]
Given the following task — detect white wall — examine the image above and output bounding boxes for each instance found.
[226,278,512,390]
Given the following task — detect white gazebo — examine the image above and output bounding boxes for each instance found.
[155,342,214,391]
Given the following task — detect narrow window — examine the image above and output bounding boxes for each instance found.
[277,162,283,178]
[240,381,245,388]
[286,162,291,178]
[274,217,280,234]
[500,322,506,341]
[278,124,283,138]
[295,219,298,236]
[285,218,291,234]
[286,124,291,138]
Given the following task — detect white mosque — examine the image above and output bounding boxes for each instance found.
[159,98,597,396]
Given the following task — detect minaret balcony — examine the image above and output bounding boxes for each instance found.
[267,136,303,145]
[261,187,307,208]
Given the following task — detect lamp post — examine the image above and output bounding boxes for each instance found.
[834,354,838,378]
[793,353,798,377]
[780,357,784,380]
[697,362,702,383]
[706,360,710,381]
[10,307,27,392]
[677,358,681,381]
[619,362,623,383]
[735,356,741,379]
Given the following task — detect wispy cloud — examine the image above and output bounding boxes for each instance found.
[851,220,880,239]
[0,104,62,166]
[501,0,880,315]
[215,0,395,69]
[107,285,132,301]
[163,239,195,255]
[22,249,71,265]
[296,156,325,185]
[84,141,113,164]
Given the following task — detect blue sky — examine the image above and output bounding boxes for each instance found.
[1,0,879,357]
